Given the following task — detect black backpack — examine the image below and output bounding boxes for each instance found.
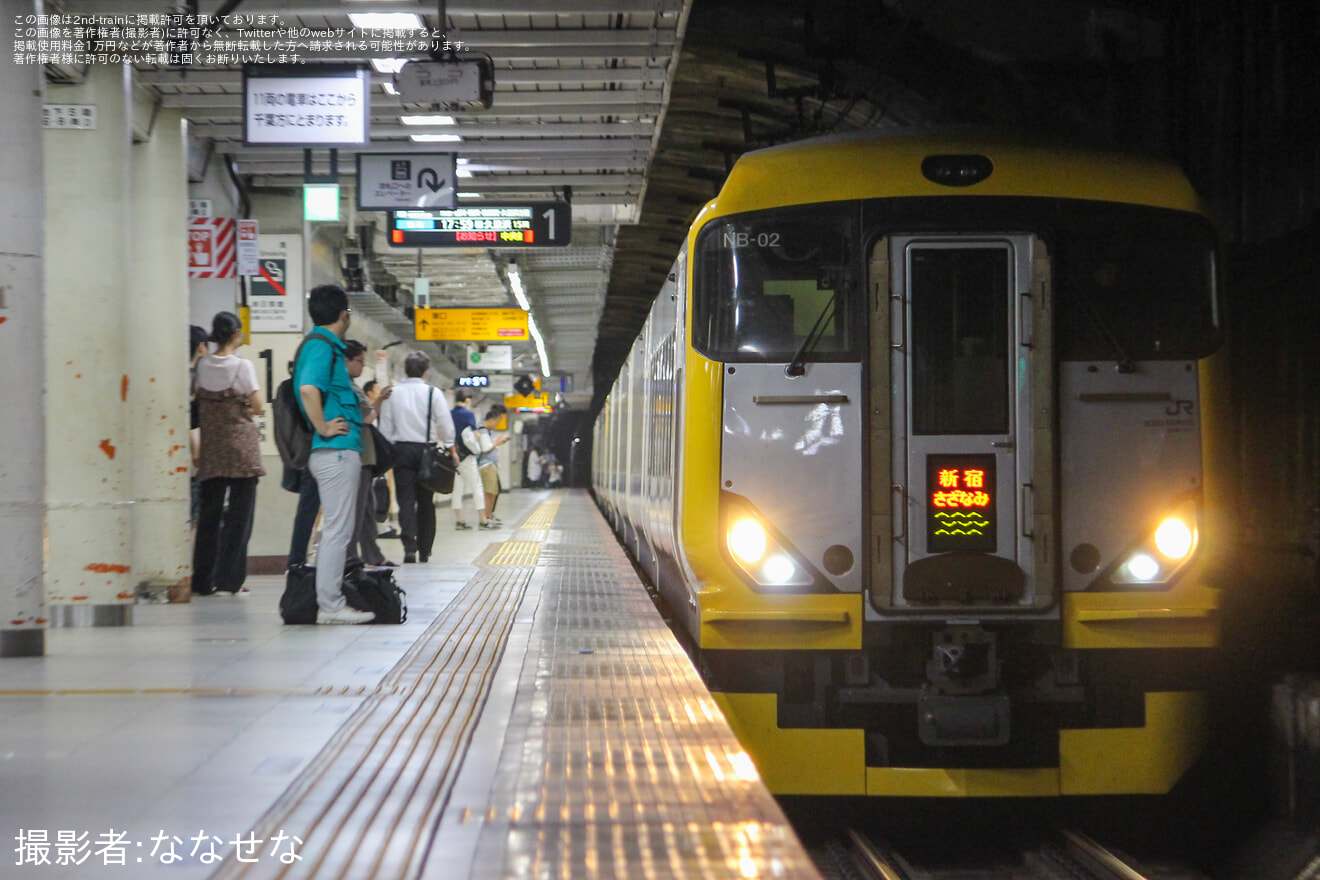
[273,333,337,471]
[279,564,319,625]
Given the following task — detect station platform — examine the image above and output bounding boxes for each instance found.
[0,489,820,879]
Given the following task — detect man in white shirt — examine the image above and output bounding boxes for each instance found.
[377,352,456,564]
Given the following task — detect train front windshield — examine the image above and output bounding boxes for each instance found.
[694,199,1220,365]
[1052,203,1221,362]
[692,205,861,363]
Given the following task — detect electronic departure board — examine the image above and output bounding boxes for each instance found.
[388,202,571,248]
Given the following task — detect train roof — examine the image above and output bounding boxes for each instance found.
[702,127,1208,221]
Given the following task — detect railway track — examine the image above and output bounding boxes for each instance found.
[811,827,1213,880]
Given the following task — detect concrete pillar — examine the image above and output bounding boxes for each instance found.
[128,107,192,598]
[0,0,47,656]
[44,63,134,625]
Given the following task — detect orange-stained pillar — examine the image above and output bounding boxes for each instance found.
[0,0,46,656]
[42,62,192,625]
[128,106,192,597]
[43,62,135,624]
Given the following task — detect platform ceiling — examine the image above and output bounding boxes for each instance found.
[64,0,1185,409]
[67,0,692,403]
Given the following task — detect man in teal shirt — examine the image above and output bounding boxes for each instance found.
[294,284,374,625]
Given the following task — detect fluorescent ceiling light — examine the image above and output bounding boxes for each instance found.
[349,13,423,29]
[507,263,529,310]
[371,58,407,74]
[410,133,462,143]
[455,157,469,165]
[400,115,455,126]
[528,313,551,378]
[382,81,398,95]
[456,168,474,178]
[457,192,481,199]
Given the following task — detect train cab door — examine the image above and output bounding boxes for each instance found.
[869,234,1056,618]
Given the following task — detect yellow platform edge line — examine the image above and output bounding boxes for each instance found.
[489,540,543,566]
[519,497,562,530]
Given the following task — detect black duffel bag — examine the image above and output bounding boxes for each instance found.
[343,563,407,624]
[284,563,406,625]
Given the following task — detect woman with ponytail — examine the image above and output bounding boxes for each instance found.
[192,311,265,595]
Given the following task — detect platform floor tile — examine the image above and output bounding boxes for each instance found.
[1,491,820,879]
[425,493,820,880]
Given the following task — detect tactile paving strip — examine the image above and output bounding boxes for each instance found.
[519,497,561,531]
[436,493,820,880]
[211,493,818,879]
[209,502,552,880]
[488,541,543,567]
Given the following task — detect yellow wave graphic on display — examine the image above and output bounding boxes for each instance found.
[933,510,990,536]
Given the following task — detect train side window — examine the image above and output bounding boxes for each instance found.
[692,204,859,363]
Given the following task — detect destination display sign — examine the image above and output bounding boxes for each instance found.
[388,202,571,248]
[926,454,997,553]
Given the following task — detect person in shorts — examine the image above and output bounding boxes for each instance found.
[450,388,495,530]
[476,404,509,526]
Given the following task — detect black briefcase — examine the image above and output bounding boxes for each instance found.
[417,445,457,495]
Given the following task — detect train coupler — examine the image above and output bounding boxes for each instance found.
[925,624,1000,695]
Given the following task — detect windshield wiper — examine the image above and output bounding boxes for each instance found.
[1077,289,1135,373]
[785,290,838,377]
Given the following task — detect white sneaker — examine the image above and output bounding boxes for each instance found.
[317,606,376,625]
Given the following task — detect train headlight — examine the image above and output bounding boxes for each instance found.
[721,494,820,591]
[1154,516,1194,559]
[728,519,767,564]
[1121,553,1161,582]
[1100,498,1200,589]
[761,554,798,585]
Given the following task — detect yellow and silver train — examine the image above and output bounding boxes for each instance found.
[593,129,1226,797]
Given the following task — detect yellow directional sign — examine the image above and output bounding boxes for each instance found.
[414,308,528,342]
[505,392,551,412]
